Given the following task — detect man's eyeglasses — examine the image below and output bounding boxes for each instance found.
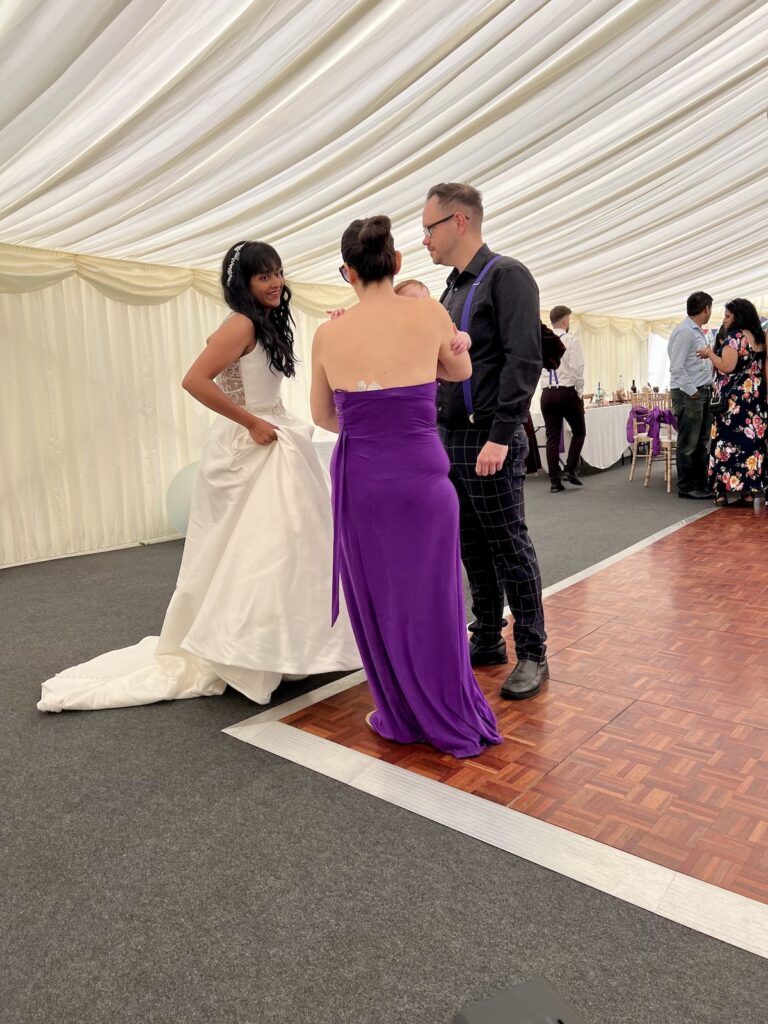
[422,212,467,239]
[339,265,350,283]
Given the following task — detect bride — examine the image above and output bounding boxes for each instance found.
[38,241,360,712]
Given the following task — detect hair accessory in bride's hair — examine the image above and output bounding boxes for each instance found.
[226,243,245,286]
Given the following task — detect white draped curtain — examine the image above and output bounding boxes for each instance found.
[572,313,649,397]
[648,332,673,391]
[2,277,216,565]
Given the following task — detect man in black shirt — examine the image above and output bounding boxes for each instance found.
[422,182,548,698]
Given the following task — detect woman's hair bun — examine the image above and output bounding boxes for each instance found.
[341,215,397,283]
[358,215,391,248]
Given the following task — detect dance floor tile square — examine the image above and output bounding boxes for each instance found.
[513,702,768,901]
[547,603,768,728]
[282,511,768,905]
[537,607,615,654]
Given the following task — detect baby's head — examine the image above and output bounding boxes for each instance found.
[394,279,430,299]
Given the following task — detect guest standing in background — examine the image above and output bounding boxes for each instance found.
[539,305,586,492]
[668,291,715,499]
[697,298,766,506]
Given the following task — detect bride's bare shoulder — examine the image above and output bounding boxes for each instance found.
[207,312,254,348]
[219,312,253,332]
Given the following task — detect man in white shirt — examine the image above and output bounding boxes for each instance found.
[667,291,714,499]
[540,305,586,492]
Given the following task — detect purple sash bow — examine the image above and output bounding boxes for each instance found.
[626,406,677,456]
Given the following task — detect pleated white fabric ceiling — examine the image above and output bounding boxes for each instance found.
[1,0,767,317]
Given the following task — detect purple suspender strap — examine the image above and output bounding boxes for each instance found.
[459,254,502,416]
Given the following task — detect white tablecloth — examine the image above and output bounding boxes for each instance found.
[531,403,631,470]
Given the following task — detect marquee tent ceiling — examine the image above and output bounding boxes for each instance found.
[1,0,767,318]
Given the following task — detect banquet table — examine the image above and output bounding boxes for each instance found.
[531,403,632,470]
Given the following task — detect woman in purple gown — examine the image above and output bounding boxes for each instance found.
[311,216,502,759]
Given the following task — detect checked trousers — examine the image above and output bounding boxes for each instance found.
[439,423,547,663]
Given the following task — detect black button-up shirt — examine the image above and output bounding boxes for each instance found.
[438,243,542,445]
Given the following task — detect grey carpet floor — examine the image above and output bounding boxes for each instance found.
[2,465,764,1024]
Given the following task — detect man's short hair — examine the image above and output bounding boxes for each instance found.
[687,291,713,316]
[549,305,572,325]
[426,182,483,220]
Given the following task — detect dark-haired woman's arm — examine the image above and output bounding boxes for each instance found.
[697,341,738,375]
[310,326,340,433]
[182,314,278,445]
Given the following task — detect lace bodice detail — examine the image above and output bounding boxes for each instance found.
[215,345,285,414]
[217,362,246,406]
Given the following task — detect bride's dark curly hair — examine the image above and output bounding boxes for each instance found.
[221,241,296,377]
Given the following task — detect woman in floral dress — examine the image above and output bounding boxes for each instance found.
[697,298,767,505]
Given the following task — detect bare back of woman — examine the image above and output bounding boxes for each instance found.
[316,290,466,398]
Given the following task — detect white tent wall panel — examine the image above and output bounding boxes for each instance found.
[2,280,219,565]
[572,316,649,398]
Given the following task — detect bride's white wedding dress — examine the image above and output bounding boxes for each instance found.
[38,345,360,712]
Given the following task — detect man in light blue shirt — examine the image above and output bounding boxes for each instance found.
[668,291,715,499]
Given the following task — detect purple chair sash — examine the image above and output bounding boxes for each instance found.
[626,406,678,456]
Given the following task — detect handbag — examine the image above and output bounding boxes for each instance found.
[710,375,734,409]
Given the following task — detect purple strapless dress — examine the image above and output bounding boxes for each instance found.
[331,381,502,759]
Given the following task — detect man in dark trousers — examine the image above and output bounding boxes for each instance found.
[423,182,547,699]
[667,291,714,499]
[540,304,587,492]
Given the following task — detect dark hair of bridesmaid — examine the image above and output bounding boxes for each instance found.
[341,216,397,283]
[724,298,766,347]
[221,241,296,377]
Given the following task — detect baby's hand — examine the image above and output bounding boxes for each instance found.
[326,308,346,320]
[451,327,472,354]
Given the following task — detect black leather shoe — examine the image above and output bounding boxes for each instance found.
[550,482,565,492]
[500,659,549,700]
[469,637,508,667]
[678,489,712,500]
[563,471,583,486]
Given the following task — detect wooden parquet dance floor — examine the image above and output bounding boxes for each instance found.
[284,510,768,904]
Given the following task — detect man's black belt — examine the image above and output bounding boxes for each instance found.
[438,413,496,431]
